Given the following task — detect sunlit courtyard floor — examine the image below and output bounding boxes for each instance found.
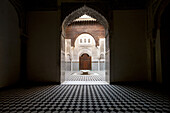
[62,71,109,85]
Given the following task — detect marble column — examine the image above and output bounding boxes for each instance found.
[98,59,100,71]
[71,59,73,72]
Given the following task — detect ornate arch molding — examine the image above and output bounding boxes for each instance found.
[74,32,97,47]
[152,0,170,38]
[9,0,26,31]
[78,49,92,57]
[62,5,109,33]
[154,0,170,29]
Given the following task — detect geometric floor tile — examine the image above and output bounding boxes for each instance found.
[63,71,108,85]
[0,85,170,113]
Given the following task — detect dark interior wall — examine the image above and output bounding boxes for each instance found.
[0,0,20,88]
[27,11,59,83]
[0,1,162,87]
[111,10,148,82]
[160,4,170,86]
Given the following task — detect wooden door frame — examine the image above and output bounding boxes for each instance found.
[79,53,91,70]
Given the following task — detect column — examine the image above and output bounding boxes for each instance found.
[98,59,100,71]
[71,59,73,72]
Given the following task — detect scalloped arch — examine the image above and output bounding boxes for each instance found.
[78,49,92,57]
[62,5,109,32]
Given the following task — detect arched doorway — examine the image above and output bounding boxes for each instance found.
[60,5,110,84]
[79,53,91,70]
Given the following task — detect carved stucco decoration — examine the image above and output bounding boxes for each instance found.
[62,5,109,33]
[151,0,162,16]
[9,0,25,29]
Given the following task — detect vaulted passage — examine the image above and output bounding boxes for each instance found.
[61,6,110,85]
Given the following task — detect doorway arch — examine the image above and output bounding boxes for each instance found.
[60,5,110,84]
[62,5,109,32]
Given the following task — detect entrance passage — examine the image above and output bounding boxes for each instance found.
[79,54,91,70]
[60,6,110,84]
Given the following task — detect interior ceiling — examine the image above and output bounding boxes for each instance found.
[23,0,148,11]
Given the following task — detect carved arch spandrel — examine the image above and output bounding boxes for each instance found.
[62,5,109,33]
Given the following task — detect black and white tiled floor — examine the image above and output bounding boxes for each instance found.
[0,85,170,113]
[63,72,108,84]
[66,75,103,81]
